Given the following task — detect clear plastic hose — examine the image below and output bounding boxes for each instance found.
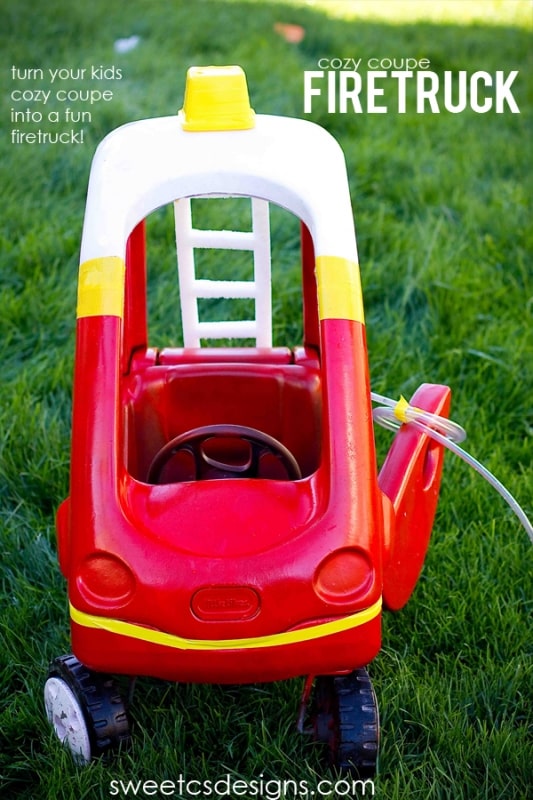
[371,392,533,545]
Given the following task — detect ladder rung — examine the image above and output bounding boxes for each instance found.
[194,320,257,339]
[189,229,256,250]
[192,280,257,299]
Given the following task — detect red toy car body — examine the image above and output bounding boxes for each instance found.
[46,66,451,771]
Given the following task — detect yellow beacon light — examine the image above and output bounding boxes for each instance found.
[178,65,256,132]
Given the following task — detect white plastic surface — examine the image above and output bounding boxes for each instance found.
[44,676,92,764]
[79,114,358,265]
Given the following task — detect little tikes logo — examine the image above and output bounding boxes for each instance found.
[304,57,520,114]
[192,586,260,621]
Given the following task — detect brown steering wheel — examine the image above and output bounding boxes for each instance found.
[147,424,302,484]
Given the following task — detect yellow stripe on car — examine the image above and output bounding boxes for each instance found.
[70,596,382,652]
[315,255,365,323]
[76,256,125,318]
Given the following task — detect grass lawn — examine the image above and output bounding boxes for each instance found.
[1,1,531,798]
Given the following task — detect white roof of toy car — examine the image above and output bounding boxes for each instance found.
[80,66,358,266]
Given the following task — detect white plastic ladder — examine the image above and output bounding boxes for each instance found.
[174,196,272,348]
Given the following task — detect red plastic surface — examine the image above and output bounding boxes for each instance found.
[379,383,452,611]
[70,615,382,684]
[58,209,450,684]
[58,220,387,683]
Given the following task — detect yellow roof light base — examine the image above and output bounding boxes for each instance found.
[179,65,256,132]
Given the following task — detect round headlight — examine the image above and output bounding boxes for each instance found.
[314,548,374,603]
[76,553,135,607]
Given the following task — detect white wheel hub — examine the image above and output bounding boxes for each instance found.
[44,676,92,764]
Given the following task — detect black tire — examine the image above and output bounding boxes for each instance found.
[44,654,130,764]
[312,667,379,777]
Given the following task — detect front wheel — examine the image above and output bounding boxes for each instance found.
[44,654,130,764]
[312,667,379,777]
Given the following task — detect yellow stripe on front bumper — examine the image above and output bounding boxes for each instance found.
[70,597,382,652]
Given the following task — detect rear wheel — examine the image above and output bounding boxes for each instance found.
[312,668,379,777]
[44,654,130,764]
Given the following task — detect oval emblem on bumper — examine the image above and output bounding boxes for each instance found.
[191,586,260,621]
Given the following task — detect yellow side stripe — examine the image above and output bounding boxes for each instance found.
[315,255,365,323]
[77,256,125,318]
[70,597,382,652]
